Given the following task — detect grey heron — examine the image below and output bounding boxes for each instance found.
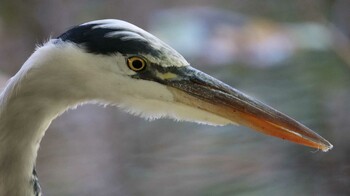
[0,19,332,196]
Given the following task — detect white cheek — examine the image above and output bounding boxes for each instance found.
[111,54,135,75]
[121,79,174,101]
[115,79,233,126]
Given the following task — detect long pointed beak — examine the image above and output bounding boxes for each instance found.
[163,66,333,152]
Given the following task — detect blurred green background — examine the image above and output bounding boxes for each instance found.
[0,0,350,195]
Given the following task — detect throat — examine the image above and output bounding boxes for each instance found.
[0,40,117,195]
[0,41,112,196]
[0,86,62,196]
[0,71,79,195]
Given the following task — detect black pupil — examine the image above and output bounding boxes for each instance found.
[132,59,143,69]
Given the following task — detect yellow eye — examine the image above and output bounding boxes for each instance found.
[127,56,147,72]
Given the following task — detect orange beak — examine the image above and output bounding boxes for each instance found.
[165,66,332,152]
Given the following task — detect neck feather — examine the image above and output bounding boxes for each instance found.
[0,41,112,196]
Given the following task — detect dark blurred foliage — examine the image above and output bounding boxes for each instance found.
[1,0,350,196]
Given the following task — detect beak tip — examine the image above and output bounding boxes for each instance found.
[321,142,333,152]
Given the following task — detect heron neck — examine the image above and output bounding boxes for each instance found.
[0,80,64,196]
[0,40,122,195]
[0,43,88,196]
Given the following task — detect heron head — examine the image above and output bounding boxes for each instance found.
[52,19,332,151]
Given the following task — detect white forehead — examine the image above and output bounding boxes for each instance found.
[83,19,189,67]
